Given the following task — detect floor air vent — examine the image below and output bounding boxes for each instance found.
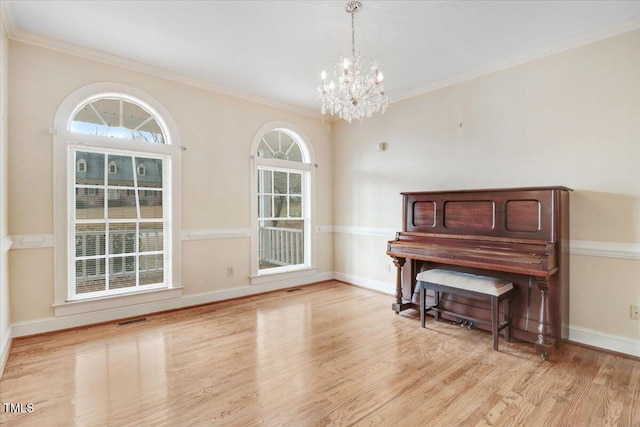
[117,317,148,327]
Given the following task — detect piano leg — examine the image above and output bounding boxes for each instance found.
[391,257,412,313]
[535,278,554,361]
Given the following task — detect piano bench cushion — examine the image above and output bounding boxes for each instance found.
[416,269,513,297]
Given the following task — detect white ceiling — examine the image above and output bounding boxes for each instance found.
[4,1,640,117]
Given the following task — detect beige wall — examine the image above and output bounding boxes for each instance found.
[1,5,11,366]
[333,30,640,345]
[7,41,333,323]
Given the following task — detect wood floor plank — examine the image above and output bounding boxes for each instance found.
[1,281,638,426]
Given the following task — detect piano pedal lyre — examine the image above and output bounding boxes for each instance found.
[454,318,478,329]
[453,317,480,330]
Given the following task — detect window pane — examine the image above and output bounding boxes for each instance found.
[107,155,134,187]
[257,169,272,194]
[258,219,304,270]
[71,101,112,137]
[76,152,104,185]
[289,173,302,195]
[108,190,137,219]
[110,223,136,255]
[76,188,104,220]
[285,143,302,162]
[256,140,273,159]
[136,119,164,144]
[75,259,106,294]
[76,224,106,257]
[136,157,162,188]
[139,190,163,218]
[273,171,287,194]
[139,254,164,285]
[273,196,287,218]
[258,195,273,218]
[122,102,150,132]
[139,223,163,252]
[109,256,136,290]
[91,99,119,128]
[289,196,302,218]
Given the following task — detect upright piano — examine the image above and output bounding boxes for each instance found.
[387,186,571,357]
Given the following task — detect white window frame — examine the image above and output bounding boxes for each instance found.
[137,163,146,176]
[250,122,316,285]
[52,83,182,316]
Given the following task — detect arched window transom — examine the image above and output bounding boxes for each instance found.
[257,130,304,162]
[71,97,165,143]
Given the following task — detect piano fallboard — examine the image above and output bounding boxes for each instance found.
[388,232,557,278]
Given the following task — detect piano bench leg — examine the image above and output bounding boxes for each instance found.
[503,297,510,343]
[420,282,425,328]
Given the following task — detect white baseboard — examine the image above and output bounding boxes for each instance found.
[569,326,640,358]
[334,272,395,296]
[11,271,334,338]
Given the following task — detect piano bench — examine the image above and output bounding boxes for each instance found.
[417,269,513,351]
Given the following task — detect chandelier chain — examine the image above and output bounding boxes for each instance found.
[351,7,356,59]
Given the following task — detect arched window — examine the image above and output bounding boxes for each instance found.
[53,83,181,313]
[251,123,315,282]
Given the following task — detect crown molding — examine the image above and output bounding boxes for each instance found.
[390,15,640,106]
[6,26,327,121]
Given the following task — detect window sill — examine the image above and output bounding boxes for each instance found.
[52,286,183,317]
[250,266,318,286]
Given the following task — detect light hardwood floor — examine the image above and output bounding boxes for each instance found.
[1,281,638,426]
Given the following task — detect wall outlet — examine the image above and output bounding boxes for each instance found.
[226,266,234,277]
[631,305,639,320]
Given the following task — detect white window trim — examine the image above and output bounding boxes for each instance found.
[249,121,316,285]
[137,163,146,176]
[52,82,182,316]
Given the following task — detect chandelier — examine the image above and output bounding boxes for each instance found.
[317,1,388,123]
